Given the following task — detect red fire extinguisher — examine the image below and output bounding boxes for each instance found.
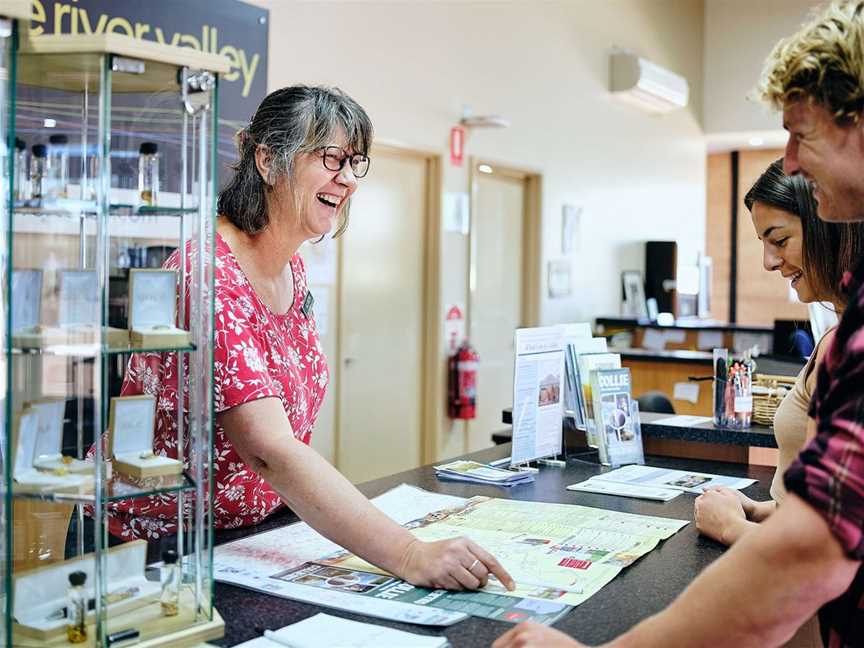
[448,341,478,419]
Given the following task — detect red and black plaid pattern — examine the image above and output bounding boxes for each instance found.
[786,257,864,647]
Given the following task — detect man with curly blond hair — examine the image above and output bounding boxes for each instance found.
[493,3,864,647]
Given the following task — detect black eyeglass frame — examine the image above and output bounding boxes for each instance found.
[317,146,371,178]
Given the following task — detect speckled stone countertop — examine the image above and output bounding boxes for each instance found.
[209,445,775,647]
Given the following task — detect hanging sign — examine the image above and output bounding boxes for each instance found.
[444,304,466,352]
[449,126,465,167]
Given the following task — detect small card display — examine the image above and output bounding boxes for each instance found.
[11,269,42,333]
[128,269,177,329]
[58,270,99,327]
[108,395,181,478]
[128,269,190,348]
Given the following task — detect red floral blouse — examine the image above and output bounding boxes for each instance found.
[103,233,329,540]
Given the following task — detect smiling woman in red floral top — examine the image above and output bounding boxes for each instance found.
[111,85,514,594]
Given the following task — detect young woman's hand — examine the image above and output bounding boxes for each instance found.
[694,488,747,545]
[396,537,515,591]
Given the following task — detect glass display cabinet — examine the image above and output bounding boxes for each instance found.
[2,17,228,647]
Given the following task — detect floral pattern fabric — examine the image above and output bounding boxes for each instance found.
[103,233,328,540]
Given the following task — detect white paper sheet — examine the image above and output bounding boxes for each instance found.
[672,382,700,404]
[511,326,566,464]
[696,330,724,350]
[640,329,666,351]
[592,464,756,494]
[233,612,449,647]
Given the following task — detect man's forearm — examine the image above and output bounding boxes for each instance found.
[605,495,857,648]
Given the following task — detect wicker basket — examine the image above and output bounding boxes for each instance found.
[751,373,797,426]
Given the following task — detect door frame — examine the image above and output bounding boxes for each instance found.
[467,157,542,338]
[333,142,443,469]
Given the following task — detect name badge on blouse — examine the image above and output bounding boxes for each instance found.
[301,290,314,319]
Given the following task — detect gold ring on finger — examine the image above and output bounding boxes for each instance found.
[468,558,480,571]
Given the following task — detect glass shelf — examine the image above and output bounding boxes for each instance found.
[14,202,199,217]
[7,471,196,504]
[11,341,197,356]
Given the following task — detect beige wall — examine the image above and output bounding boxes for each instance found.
[703,0,816,144]
[246,0,707,461]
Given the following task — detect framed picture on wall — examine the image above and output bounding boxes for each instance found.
[621,270,648,319]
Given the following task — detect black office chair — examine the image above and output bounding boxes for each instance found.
[636,391,675,414]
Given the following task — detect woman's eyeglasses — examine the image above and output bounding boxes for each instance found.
[318,146,370,178]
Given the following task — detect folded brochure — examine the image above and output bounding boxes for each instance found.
[434,460,533,486]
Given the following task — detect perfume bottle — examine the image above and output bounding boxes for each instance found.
[47,133,69,198]
[66,570,87,644]
[160,548,180,616]
[30,144,46,200]
[13,138,27,201]
[138,142,159,206]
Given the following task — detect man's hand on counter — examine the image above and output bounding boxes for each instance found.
[396,536,516,591]
[493,622,585,647]
[694,488,748,545]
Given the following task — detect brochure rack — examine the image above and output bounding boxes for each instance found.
[1,9,227,645]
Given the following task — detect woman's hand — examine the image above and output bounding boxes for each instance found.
[492,622,585,648]
[694,488,747,545]
[396,537,515,591]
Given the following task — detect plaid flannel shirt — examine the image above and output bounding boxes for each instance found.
[785,258,864,647]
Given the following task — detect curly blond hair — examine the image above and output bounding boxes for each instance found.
[757,0,864,124]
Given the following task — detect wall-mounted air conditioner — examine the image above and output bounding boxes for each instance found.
[610,52,689,114]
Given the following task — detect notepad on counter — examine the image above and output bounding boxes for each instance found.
[234,613,449,647]
[434,460,534,487]
[567,478,682,502]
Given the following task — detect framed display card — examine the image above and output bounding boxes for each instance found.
[10,269,42,334]
[108,395,181,478]
[58,270,99,327]
[128,269,190,347]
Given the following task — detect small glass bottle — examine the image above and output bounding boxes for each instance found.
[160,548,180,616]
[13,138,27,201]
[138,142,159,206]
[66,570,87,644]
[30,144,47,200]
[47,133,69,198]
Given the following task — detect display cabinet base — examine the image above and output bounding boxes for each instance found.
[113,457,183,479]
[13,591,224,647]
[130,328,191,349]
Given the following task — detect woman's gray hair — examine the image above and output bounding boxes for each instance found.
[218,85,373,235]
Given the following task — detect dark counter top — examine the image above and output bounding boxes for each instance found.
[595,317,772,333]
[210,444,775,647]
[617,349,805,377]
[498,411,778,448]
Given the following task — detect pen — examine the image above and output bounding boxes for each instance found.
[262,629,301,647]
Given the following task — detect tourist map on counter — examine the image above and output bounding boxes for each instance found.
[214,484,688,625]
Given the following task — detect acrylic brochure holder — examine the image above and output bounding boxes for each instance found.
[128,269,190,348]
[509,326,567,470]
[109,395,182,478]
[12,540,159,641]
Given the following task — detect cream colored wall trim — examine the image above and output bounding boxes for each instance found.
[0,0,30,21]
[19,31,230,73]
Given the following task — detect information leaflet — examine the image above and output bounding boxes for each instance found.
[511,326,566,465]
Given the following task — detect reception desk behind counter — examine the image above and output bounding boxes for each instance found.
[499,410,779,465]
